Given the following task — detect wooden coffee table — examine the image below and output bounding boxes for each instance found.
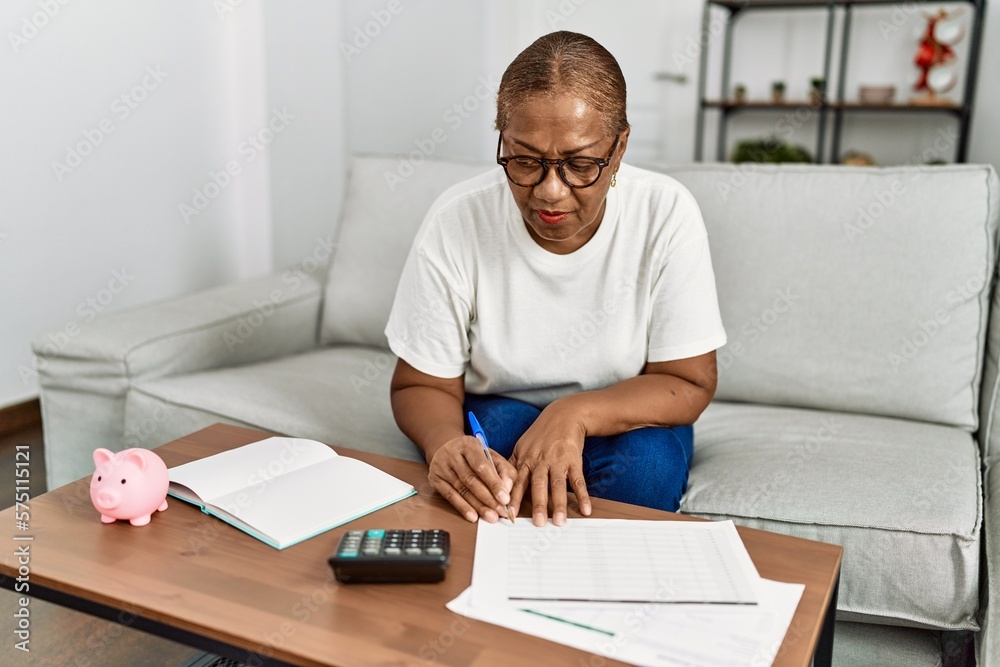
[0,424,841,666]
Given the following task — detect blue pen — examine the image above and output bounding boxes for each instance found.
[468,411,516,522]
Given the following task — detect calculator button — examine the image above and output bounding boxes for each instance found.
[366,529,385,538]
[384,547,402,556]
[425,547,443,556]
[405,547,422,556]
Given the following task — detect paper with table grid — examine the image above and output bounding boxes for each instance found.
[451,518,804,666]
[472,518,757,609]
[515,519,755,604]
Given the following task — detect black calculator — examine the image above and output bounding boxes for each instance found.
[329,529,450,583]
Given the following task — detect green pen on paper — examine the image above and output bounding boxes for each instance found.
[521,609,615,637]
[468,411,516,523]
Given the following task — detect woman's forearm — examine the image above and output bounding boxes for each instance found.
[390,385,467,462]
[550,372,714,437]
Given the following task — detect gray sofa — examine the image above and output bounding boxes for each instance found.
[34,155,1000,665]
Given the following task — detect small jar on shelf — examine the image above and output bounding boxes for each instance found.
[771,81,786,104]
[733,84,747,104]
[809,77,825,106]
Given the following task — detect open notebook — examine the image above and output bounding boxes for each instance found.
[168,436,416,549]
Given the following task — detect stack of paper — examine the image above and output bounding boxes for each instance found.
[447,519,804,667]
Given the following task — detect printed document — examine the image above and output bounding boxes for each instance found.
[472,518,757,608]
[449,519,804,666]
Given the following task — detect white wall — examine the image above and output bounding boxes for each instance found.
[342,0,498,161]
[968,0,1000,171]
[0,0,272,408]
[264,0,346,270]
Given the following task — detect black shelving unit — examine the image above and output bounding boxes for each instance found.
[694,0,986,164]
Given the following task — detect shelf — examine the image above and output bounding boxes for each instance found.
[710,0,838,9]
[703,99,820,110]
[703,99,964,114]
[709,0,977,9]
[694,0,984,162]
[835,101,963,113]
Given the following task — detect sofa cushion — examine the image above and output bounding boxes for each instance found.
[125,346,421,462]
[657,163,1000,430]
[682,400,982,631]
[832,622,943,667]
[320,154,493,347]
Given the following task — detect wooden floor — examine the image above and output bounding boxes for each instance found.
[0,407,200,666]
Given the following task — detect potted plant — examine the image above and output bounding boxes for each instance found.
[809,77,825,105]
[733,83,747,104]
[732,136,812,163]
[771,81,786,103]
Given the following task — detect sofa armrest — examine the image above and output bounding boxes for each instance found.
[32,270,324,489]
[978,168,1000,663]
[980,461,1000,665]
[32,270,324,379]
[980,261,1000,467]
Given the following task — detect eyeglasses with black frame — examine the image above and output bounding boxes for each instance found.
[496,133,620,189]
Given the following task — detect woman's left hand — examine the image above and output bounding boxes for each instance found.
[508,399,593,527]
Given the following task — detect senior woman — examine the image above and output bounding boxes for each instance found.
[385,31,726,527]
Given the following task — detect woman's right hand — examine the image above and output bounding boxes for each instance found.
[427,435,517,523]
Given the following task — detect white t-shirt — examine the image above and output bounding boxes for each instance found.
[384,162,727,408]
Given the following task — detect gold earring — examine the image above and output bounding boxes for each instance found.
[611,172,617,188]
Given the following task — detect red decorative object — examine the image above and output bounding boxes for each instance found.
[913,10,956,100]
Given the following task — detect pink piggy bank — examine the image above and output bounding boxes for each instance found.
[90,448,169,526]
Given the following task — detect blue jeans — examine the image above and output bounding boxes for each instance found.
[463,393,694,512]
